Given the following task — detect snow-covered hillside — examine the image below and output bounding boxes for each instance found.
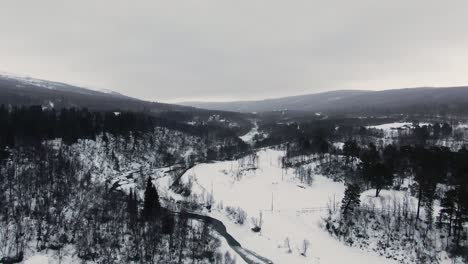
[0,124,248,264]
[366,122,429,138]
[160,148,396,264]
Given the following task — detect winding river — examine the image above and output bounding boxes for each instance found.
[174,211,273,264]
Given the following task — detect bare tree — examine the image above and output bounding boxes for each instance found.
[301,239,310,256]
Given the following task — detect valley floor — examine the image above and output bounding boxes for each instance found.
[159,148,397,264]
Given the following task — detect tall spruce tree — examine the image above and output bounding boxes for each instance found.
[127,189,138,225]
[143,178,161,221]
[369,163,393,197]
[341,184,361,216]
[439,189,456,236]
[343,140,360,165]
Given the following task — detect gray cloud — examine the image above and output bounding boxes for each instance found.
[1,0,468,102]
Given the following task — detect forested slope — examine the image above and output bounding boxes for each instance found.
[0,105,250,263]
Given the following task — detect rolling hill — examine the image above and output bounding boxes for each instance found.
[0,72,255,133]
[0,72,190,112]
[181,87,468,116]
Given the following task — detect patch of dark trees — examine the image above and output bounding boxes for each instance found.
[0,105,248,153]
[253,114,460,150]
[278,119,467,253]
[0,131,231,263]
[338,141,468,248]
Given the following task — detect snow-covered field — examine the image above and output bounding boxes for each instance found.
[162,148,397,264]
[22,245,82,264]
[366,122,433,142]
[366,122,430,135]
[366,122,414,130]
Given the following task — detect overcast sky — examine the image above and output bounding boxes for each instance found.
[1,1,468,102]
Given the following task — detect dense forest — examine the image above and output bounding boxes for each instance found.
[0,105,249,149]
[0,105,250,263]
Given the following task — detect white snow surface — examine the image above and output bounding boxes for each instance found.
[23,245,82,264]
[361,189,443,220]
[332,142,344,150]
[24,255,49,264]
[367,122,431,131]
[366,122,413,130]
[215,232,247,264]
[239,122,261,144]
[163,148,396,264]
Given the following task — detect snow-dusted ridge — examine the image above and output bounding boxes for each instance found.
[0,71,124,97]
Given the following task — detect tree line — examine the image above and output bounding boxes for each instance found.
[0,105,248,151]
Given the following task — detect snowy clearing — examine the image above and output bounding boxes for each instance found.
[240,122,264,145]
[164,148,397,264]
[366,122,413,130]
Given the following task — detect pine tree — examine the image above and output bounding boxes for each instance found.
[453,163,468,246]
[413,147,439,220]
[127,189,138,225]
[142,178,161,221]
[343,140,360,165]
[154,185,161,212]
[441,123,452,137]
[369,163,393,197]
[360,143,380,189]
[162,213,175,235]
[439,189,456,236]
[143,178,152,220]
[341,184,361,216]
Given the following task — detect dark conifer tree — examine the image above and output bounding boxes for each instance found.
[127,189,138,225]
[439,189,456,236]
[432,123,441,139]
[341,184,361,216]
[413,125,429,145]
[142,178,161,221]
[343,140,360,164]
[441,123,452,137]
[452,152,468,246]
[369,163,393,197]
[360,143,380,189]
[382,144,398,172]
[162,213,175,235]
[143,178,153,220]
[413,147,439,220]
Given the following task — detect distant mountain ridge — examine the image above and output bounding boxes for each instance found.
[181,87,468,116]
[0,72,127,97]
[181,90,370,112]
[4,71,468,117]
[0,72,255,133]
[0,72,191,112]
